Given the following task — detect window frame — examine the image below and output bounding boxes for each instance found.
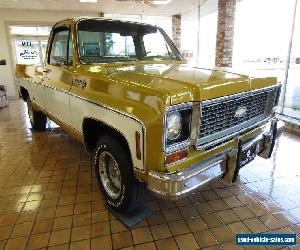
[75,18,184,65]
[47,25,73,66]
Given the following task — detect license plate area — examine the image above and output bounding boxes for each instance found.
[238,140,258,167]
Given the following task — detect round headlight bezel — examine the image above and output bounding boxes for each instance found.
[166,111,183,141]
[163,103,193,154]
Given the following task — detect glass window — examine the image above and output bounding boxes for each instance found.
[283,1,300,119]
[181,9,198,64]
[49,28,72,65]
[143,31,176,60]
[233,0,299,120]
[10,26,51,36]
[77,19,182,64]
[181,1,217,66]
[233,0,293,80]
[106,33,135,56]
[78,31,135,59]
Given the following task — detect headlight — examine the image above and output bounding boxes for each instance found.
[164,103,193,153]
[166,111,182,140]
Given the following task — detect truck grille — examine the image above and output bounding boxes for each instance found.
[197,87,279,148]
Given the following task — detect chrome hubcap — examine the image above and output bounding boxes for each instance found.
[98,151,122,199]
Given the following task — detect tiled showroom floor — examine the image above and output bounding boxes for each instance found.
[0,100,300,250]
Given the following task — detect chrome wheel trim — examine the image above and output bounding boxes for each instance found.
[98,151,122,200]
[28,102,34,124]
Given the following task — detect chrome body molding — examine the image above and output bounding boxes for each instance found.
[148,118,283,200]
[17,75,145,128]
[41,82,146,127]
[45,108,83,135]
[69,94,146,172]
[25,80,146,135]
[17,76,146,173]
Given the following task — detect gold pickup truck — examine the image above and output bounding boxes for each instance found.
[16,17,283,212]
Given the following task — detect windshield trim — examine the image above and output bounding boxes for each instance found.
[75,18,184,65]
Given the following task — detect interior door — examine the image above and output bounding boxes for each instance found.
[42,25,74,125]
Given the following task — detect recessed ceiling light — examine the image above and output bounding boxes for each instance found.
[79,0,97,3]
[152,0,172,4]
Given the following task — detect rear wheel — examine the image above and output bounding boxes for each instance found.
[93,134,146,212]
[27,99,47,130]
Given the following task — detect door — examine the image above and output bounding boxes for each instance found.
[43,25,74,125]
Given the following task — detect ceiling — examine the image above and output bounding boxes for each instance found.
[0,0,217,16]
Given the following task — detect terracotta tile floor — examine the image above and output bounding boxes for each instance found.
[0,100,300,250]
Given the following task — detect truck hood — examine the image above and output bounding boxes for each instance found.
[86,63,277,105]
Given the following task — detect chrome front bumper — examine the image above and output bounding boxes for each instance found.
[148,150,229,200]
[148,119,284,200]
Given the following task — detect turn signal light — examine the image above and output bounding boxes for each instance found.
[165,149,188,165]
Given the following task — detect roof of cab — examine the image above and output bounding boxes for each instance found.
[54,17,158,28]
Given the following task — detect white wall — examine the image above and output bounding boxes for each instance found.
[0,8,98,97]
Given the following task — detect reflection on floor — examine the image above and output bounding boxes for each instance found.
[0,100,299,250]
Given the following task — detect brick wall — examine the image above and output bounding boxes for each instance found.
[215,0,236,67]
[172,15,181,50]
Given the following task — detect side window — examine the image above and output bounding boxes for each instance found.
[49,27,73,65]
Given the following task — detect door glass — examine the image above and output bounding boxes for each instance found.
[49,30,68,65]
[15,40,41,65]
[49,29,70,65]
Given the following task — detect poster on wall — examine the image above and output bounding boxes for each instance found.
[15,40,40,65]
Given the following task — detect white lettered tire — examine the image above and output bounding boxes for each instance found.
[93,134,146,212]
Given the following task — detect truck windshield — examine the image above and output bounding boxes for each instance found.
[77,19,183,64]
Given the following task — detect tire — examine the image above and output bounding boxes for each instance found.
[93,134,146,213]
[27,98,47,131]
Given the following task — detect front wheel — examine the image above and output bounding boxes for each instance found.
[93,135,146,213]
[27,99,47,130]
